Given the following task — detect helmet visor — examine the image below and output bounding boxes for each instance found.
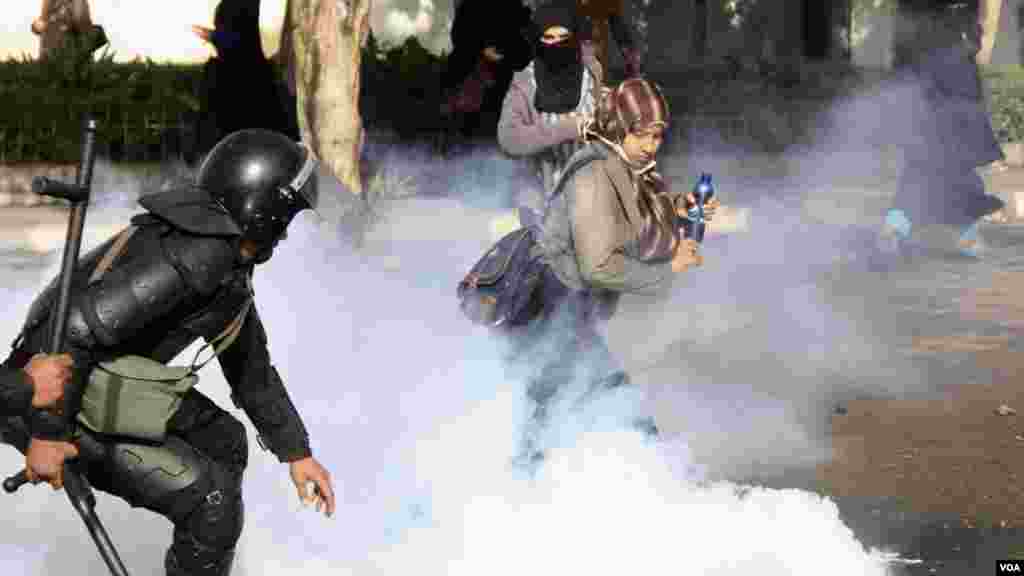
[283,142,353,225]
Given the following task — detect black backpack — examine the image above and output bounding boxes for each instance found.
[457,144,606,327]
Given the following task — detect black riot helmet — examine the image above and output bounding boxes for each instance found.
[196,129,319,251]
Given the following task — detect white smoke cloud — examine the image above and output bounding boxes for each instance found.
[0,155,906,575]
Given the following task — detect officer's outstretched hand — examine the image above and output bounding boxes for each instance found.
[289,457,336,518]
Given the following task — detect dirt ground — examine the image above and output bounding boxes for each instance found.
[818,269,1024,528]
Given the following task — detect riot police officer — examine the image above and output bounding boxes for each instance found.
[1,129,336,576]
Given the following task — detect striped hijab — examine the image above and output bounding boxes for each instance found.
[595,77,670,147]
[594,78,678,262]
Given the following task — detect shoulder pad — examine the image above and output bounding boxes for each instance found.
[162,232,239,296]
[17,231,117,341]
[138,186,242,237]
[129,212,172,230]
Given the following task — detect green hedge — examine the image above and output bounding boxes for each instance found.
[983,65,1024,144]
[0,33,447,162]
[0,39,203,163]
[4,35,1023,163]
[360,34,448,137]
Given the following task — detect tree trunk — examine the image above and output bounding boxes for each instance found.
[279,0,297,96]
[288,0,371,198]
[977,0,1003,66]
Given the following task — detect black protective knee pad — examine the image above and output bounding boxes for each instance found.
[166,464,244,576]
[101,436,205,510]
[185,465,244,550]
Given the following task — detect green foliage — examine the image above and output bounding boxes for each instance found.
[983,65,1024,144]
[0,39,202,163]
[1,33,450,162]
[359,34,448,139]
[7,30,1024,162]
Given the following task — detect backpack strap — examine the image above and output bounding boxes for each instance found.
[88,224,252,375]
[541,143,609,220]
[186,273,254,373]
[89,225,139,285]
[10,225,139,351]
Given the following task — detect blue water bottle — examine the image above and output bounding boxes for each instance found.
[684,173,714,243]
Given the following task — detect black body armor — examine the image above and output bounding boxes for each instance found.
[3,129,323,576]
[14,190,311,462]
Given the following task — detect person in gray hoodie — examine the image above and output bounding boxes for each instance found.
[498,1,603,228]
[505,78,718,470]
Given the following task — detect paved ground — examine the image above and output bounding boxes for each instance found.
[721,223,1024,574]
[820,230,1024,573]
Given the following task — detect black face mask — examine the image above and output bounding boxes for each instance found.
[538,42,578,72]
[534,41,582,114]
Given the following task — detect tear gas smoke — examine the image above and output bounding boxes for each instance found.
[0,153,908,575]
[608,67,952,482]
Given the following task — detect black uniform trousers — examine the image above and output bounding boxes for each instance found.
[1,346,247,576]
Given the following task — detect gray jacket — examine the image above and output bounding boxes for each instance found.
[498,45,604,214]
[536,143,678,303]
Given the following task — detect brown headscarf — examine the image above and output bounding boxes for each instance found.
[595,77,670,146]
[592,78,677,262]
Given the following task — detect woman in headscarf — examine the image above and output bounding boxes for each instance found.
[191,0,299,159]
[878,2,1004,263]
[441,0,534,147]
[498,0,602,227]
[506,77,719,469]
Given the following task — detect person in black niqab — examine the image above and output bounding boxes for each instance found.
[876,2,1005,263]
[441,0,535,146]
[191,0,300,161]
[531,0,585,114]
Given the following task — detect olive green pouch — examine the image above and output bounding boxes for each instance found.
[76,297,251,442]
[73,226,253,442]
[78,356,199,442]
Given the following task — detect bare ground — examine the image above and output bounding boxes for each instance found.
[819,269,1024,529]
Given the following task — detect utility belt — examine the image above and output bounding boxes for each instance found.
[60,226,250,443]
